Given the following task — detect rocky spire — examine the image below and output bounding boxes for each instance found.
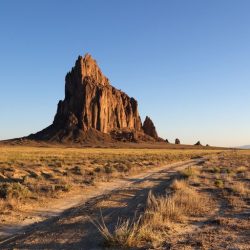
[142,116,158,139]
[71,53,110,86]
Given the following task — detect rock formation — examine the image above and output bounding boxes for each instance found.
[194,141,202,146]
[175,138,180,144]
[142,116,158,139]
[28,53,161,143]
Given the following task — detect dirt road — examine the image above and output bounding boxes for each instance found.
[0,158,205,250]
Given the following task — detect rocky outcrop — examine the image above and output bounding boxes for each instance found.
[29,53,160,143]
[175,138,180,144]
[53,54,142,134]
[142,116,158,139]
[194,141,202,146]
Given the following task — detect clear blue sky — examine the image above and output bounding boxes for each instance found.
[0,0,249,147]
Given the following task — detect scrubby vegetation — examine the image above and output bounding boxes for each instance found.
[94,180,212,248]
[0,146,218,226]
[0,147,249,249]
[94,150,250,249]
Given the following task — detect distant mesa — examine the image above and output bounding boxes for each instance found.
[175,138,180,144]
[28,53,163,144]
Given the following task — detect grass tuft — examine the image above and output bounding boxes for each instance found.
[93,180,210,248]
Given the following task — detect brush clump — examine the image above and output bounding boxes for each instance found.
[93,179,211,248]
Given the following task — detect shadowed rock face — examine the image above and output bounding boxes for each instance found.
[29,53,160,143]
[142,116,158,139]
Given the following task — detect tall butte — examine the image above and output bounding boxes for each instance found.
[29,53,161,143]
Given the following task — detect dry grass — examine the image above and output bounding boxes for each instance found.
[235,166,248,173]
[179,166,200,179]
[227,195,246,210]
[94,150,250,249]
[230,182,249,196]
[170,179,188,190]
[0,145,220,224]
[94,179,211,248]
[91,213,142,248]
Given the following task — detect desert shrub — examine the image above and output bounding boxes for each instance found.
[83,176,95,185]
[179,166,199,179]
[104,165,115,174]
[55,162,63,168]
[114,163,130,173]
[214,179,224,188]
[220,167,232,174]
[41,172,54,179]
[39,185,55,194]
[94,183,210,248]
[94,167,101,173]
[39,183,70,195]
[71,166,82,175]
[4,166,15,172]
[212,167,221,173]
[0,182,30,200]
[22,175,29,184]
[28,171,39,179]
[54,184,71,192]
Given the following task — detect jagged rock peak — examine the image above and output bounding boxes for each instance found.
[69,53,109,86]
[28,53,162,144]
[142,116,158,139]
[53,53,143,135]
